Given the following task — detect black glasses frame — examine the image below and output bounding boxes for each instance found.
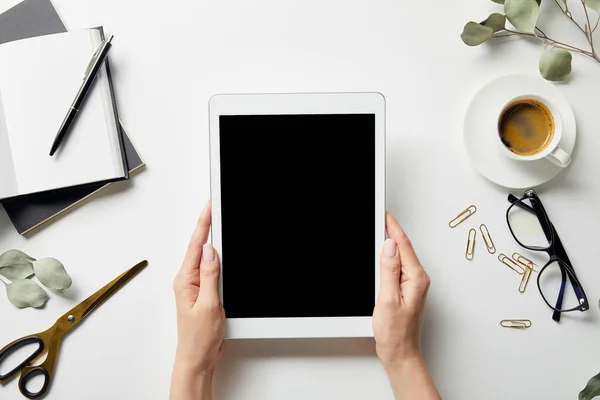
[506,190,589,322]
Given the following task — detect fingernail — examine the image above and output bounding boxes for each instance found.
[203,243,215,262]
[384,238,396,258]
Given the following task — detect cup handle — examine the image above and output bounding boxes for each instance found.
[545,147,571,168]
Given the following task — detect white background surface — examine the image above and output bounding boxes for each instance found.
[1,0,600,399]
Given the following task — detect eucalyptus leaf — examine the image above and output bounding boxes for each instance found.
[6,279,48,308]
[492,0,505,4]
[0,259,34,281]
[481,13,507,32]
[539,47,572,81]
[585,0,600,12]
[505,0,540,33]
[580,372,600,400]
[32,258,72,290]
[0,249,35,267]
[461,22,494,46]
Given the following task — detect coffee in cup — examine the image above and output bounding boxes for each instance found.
[496,95,571,168]
[498,99,554,156]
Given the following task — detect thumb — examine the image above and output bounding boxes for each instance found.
[378,238,401,301]
[195,243,222,308]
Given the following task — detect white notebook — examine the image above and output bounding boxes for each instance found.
[0,28,127,202]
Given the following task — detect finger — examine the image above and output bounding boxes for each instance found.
[386,212,431,303]
[378,238,401,299]
[385,212,423,274]
[180,202,212,276]
[196,243,222,307]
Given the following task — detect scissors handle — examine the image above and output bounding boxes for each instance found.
[0,336,44,382]
[0,329,61,399]
[18,365,50,399]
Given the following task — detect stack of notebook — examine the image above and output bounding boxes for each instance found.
[0,0,145,235]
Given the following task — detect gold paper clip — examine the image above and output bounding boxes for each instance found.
[512,252,540,273]
[498,253,525,274]
[479,224,496,254]
[500,319,532,329]
[465,229,476,260]
[449,205,477,228]
[519,265,532,293]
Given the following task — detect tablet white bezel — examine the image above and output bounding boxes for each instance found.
[208,92,386,339]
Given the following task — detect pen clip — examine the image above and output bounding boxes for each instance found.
[83,44,103,79]
[83,35,113,79]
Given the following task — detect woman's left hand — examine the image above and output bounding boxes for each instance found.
[170,202,225,400]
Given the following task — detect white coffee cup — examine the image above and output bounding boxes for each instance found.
[496,94,571,168]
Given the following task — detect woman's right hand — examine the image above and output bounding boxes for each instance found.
[373,212,441,400]
[373,211,430,366]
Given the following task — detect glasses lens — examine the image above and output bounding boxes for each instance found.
[507,198,551,248]
[539,260,583,311]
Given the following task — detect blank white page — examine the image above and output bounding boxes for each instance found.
[0,29,124,197]
[0,93,17,197]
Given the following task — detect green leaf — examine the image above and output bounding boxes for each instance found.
[539,47,572,81]
[461,22,494,46]
[580,372,600,400]
[585,0,600,12]
[505,0,540,32]
[0,259,34,281]
[0,249,35,267]
[6,279,48,308]
[32,258,72,290]
[481,13,507,32]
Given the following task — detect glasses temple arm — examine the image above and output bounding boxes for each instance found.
[552,267,567,322]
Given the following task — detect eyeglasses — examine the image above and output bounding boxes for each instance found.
[506,189,589,322]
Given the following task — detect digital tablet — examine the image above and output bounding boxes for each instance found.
[208,93,386,339]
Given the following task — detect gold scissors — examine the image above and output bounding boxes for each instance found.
[0,260,148,399]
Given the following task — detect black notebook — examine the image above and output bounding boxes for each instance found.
[0,0,145,234]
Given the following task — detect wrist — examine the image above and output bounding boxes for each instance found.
[381,352,442,400]
[381,351,424,377]
[171,359,213,400]
[174,354,215,377]
[376,341,421,369]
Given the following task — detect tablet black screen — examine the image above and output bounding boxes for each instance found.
[219,114,375,318]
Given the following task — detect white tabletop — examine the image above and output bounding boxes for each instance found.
[1,0,600,399]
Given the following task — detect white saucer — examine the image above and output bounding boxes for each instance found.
[463,74,576,189]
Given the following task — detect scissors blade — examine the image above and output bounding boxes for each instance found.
[60,260,148,326]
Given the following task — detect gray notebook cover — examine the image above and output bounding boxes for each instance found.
[0,0,145,235]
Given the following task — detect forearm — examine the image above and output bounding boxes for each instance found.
[383,354,441,400]
[170,360,213,400]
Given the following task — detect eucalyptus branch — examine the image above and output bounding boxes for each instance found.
[593,13,600,33]
[494,29,595,57]
[554,0,589,38]
[553,0,569,13]
[461,0,600,80]
[0,249,71,309]
[581,0,598,57]
[535,26,547,37]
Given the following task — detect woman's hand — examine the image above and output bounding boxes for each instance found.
[373,211,430,365]
[373,212,441,400]
[170,202,225,400]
